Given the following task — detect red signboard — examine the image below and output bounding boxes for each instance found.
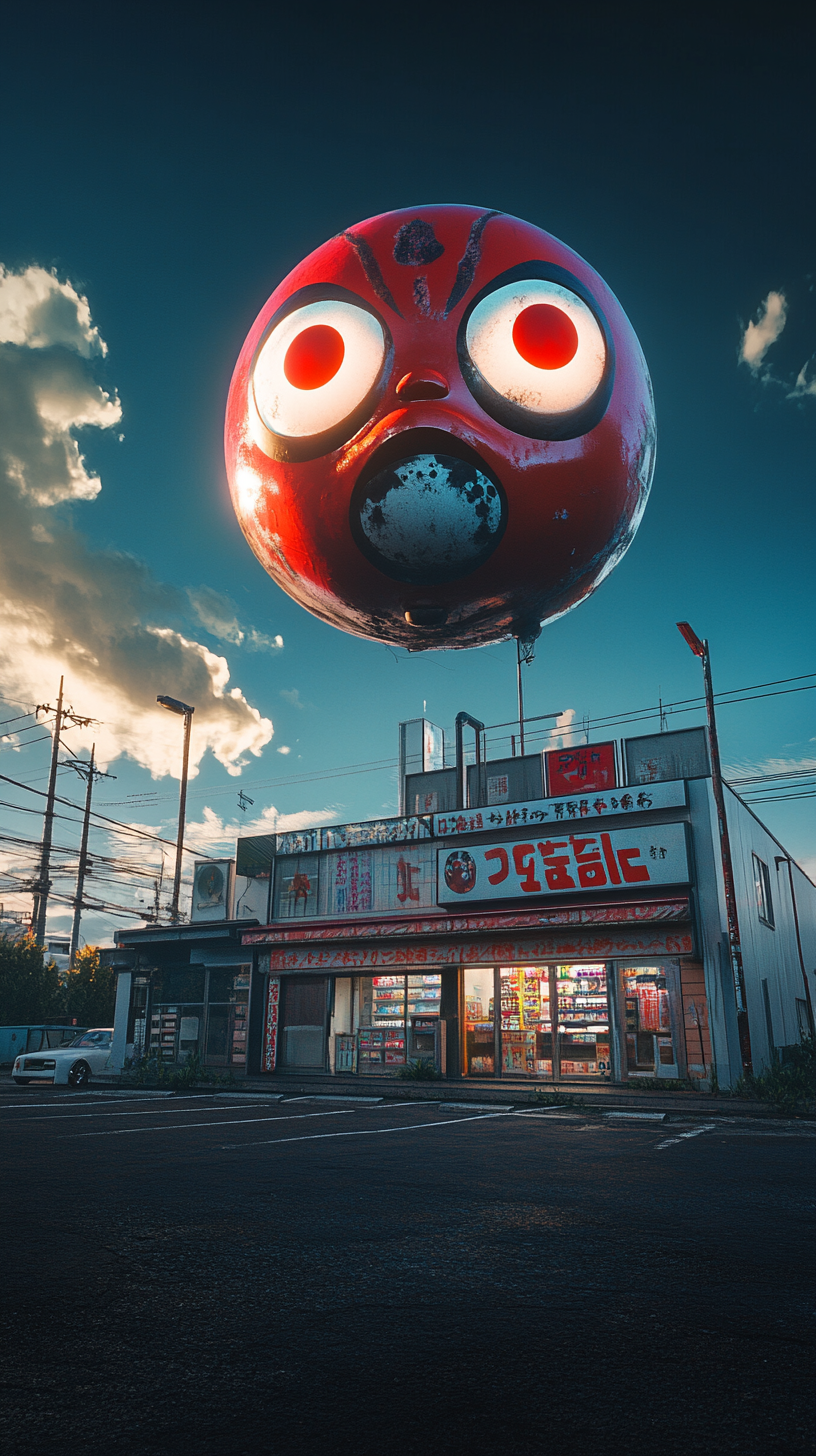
[546,741,617,795]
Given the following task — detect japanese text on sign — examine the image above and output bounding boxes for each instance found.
[437,823,689,904]
[433,779,686,838]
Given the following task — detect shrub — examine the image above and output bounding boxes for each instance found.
[63,946,115,1026]
[395,1057,442,1081]
[0,933,64,1023]
[733,1037,816,1115]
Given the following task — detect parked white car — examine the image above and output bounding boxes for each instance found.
[12,1028,114,1087]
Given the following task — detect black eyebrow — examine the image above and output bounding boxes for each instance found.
[342,231,403,317]
[444,210,503,316]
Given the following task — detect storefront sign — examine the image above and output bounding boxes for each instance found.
[263,925,693,971]
[546,741,617,795]
[246,898,691,947]
[437,823,689,905]
[263,976,280,1071]
[433,779,686,839]
[277,814,432,856]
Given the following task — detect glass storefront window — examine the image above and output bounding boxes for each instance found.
[149,1004,204,1062]
[497,963,611,1078]
[464,968,495,1074]
[205,967,251,1067]
[556,964,610,1077]
[620,965,678,1076]
[500,967,552,1076]
[357,975,442,1069]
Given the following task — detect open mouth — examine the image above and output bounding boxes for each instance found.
[349,429,507,586]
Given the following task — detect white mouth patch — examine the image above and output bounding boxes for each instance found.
[356,453,505,584]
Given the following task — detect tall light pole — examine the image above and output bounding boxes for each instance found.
[158,695,195,922]
[677,622,752,1075]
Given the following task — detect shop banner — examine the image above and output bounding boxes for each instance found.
[263,976,280,1071]
[264,925,693,971]
[437,822,690,904]
[545,741,617,795]
[433,779,686,839]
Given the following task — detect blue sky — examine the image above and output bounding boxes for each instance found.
[0,3,813,944]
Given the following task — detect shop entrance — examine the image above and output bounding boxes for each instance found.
[463,964,612,1079]
[501,964,611,1079]
[621,965,680,1078]
[280,976,328,1069]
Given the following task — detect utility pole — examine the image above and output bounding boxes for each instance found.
[31,680,97,945]
[677,623,753,1075]
[31,676,63,943]
[65,745,115,965]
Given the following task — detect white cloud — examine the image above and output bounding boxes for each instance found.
[0,263,274,780]
[739,291,787,373]
[276,745,291,754]
[280,687,305,708]
[549,709,578,750]
[0,265,106,357]
[189,586,283,654]
[789,360,816,399]
[184,801,336,856]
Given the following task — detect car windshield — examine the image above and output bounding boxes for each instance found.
[66,1032,111,1047]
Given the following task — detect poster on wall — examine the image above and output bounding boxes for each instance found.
[331,852,373,914]
[437,822,690,904]
[263,977,280,1071]
[273,855,319,919]
[545,742,617,796]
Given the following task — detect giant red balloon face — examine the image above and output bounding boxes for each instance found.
[225,206,655,649]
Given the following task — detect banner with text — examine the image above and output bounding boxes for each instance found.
[437,822,690,904]
[433,779,686,839]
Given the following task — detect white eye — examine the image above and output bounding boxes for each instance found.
[250,298,387,449]
[463,278,608,427]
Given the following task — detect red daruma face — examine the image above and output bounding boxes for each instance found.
[224,206,655,649]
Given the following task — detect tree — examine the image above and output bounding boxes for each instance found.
[0,934,65,1024]
[63,946,116,1027]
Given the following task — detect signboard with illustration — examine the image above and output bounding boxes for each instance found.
[545,741,617,796]
[437,823,689,905]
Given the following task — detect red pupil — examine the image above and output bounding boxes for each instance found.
[284,324,345,389]
[512,304,578,370]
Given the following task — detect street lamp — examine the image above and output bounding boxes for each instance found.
[158,695,195,922]
[676,623,752,1075]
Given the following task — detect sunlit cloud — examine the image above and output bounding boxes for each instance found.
[739,291,788,373]
[0,263,274,779]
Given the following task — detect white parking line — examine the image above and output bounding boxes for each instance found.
[2,1094,203,1111]
[60,1109,360,1138]
[221,1112,509,1150]
[21,1103,285,1122]
[656,1123,716,1149]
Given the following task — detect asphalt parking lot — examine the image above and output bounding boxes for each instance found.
[1,1087,814,1456]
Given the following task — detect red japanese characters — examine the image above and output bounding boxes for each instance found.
[225,205,656,649]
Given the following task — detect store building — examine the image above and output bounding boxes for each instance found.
[111,722,816,1088]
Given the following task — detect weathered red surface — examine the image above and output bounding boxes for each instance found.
[225,205,655,649]
[242,897,690,945]
[261,928,694,972]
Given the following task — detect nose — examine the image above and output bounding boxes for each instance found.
[396,370,449,402]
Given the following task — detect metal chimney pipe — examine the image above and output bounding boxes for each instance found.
[455,711,485,809]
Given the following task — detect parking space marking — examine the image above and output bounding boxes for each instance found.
[222,1111,510,1150]
[18,1103,290,1122]
[59,1109,364,1138]
[1,1094,206,1111]
[656,1123,716,1149]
